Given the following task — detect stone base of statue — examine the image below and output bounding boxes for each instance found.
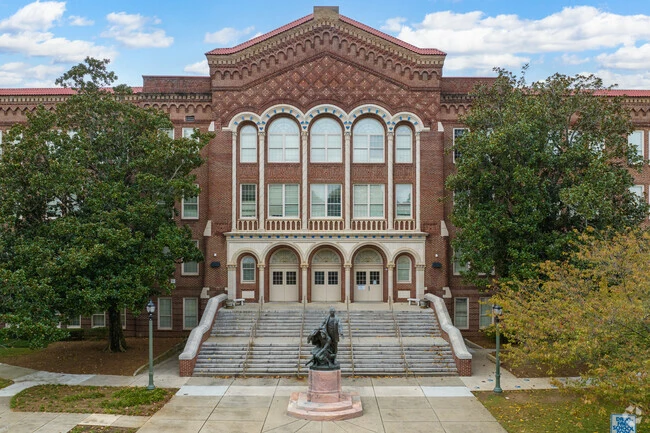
[287,367,362,421]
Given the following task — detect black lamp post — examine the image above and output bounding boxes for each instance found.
[146,300,156,391]
[493,304,503,394]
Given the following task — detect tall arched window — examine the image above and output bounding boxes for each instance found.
[240,125,257,163]
[310,117,342,162]
[396,256,411,282]
[241,256,256,283]
[395,125,412,163]
[353,118,384,163]
[268,118,299,162]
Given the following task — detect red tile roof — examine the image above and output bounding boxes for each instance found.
[0,87,143,96]
[594,89,650,97]
[206,13,445,56]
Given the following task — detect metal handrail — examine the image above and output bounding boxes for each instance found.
[297,302,306,376]
[346,302,355,376]
[392,308,412,376]
[242,302,262,377]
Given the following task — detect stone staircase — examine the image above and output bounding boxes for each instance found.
[193,305,457,377]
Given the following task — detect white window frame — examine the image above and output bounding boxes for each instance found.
[629,130,644,159]
[395,125,413,163]
[353,118,385,163]
[158,298,172,330]
[454,298,469,330]
[479,297,494,329]
[67,315,81,328]
[396,256,411,283]
[310,184,342,218]
[453,128,468,163]
[240,184,257,219]
[268,184,299,218]
[182,240,200,276]
[241,256,256,283]
[183,298,199,330]
[353,184,384,219]
[240,124,258,163]
[268,118,300,163]
[310,117,342,163]
[395,184,412,219]
[453,248,469,275]
[181,186,199,220]
[160,128,174,139]
[91,312,106,328]
[182,127,197,141]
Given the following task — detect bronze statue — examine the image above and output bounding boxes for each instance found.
[306,307,344,369]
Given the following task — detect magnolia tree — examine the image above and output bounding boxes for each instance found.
[0,58,211,351]
[494,230,650,411]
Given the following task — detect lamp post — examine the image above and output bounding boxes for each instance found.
[493,304,503,394]
[146,300,156,391]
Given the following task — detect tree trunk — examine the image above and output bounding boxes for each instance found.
[107,305,128,352]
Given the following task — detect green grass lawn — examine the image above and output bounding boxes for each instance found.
[475,390,647,433]
[0,378,13,389]
[0,339,36,357]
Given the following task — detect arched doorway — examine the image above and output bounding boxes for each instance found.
[311,249,342,302]
[353,249,384,302]
[269,249,299,302]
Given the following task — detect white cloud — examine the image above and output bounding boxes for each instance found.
[561,54,590,66]
[0,62,65,86]
[69,15,94,27]
[184,60,209,75]
[0,1,65,32]
[102,12,173,48]
[0,31,117,63]
[596,43,650,70]
[445,53,530,72]
[205,26,255,45]
[592,69,650,90]
[380,17,407,33]
[391,6,650,71]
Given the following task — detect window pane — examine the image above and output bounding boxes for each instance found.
[184,298,198,329]
[454,298,468,329]
[273,272,283,285]
[356,272,366,285]
[183,195,198,218]
[311,185,325,217]
[328,272,338,285]
[286,272,297,285]
[369,271,380,284]
[242,257,255,282]
[241,184,256,218]
[158,299,172,329]
[397,256,411,282]
[327,185,341,217]
[353,118,384,163]
[240,125,257,162]
[479,298,492,329]
[396,184,412,218]
[315,271,325,285]
[629,131,644,157]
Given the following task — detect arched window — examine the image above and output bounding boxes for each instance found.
[353,118,384,163]
[310,117,342,163]
[395,125,412,163]
[268,118,299,162]
[396,256,411,282]
[240,125,257,163]
[241,256,256,283]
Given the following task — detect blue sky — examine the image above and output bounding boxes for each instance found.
[1,0,649,88]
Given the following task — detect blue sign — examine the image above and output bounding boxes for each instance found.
[611,414,636,433]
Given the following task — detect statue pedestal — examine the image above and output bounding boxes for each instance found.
[287,368,363,421]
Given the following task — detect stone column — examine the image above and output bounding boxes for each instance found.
[344,263,352,303]
[301,262,309,303]
[415,263,426,300]
[301,131,309,231]
[227,263,237,300]
[344,131,351,230]
[387,132,394,230]
[386,262,395,302]
[258,131,266,231]
[231,131,238,232]
[258,263,266,303]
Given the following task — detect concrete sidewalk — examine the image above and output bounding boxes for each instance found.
[0,347,559,433]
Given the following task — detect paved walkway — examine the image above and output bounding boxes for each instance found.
[0,345,562,433]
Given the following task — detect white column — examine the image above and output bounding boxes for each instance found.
[231,132,238,232]
[415,132,421,231]
[301,263,309,303]
[387,262,395,302]
[301,131,308,231]
[257,264,265,303]
[258,132,265,231]
[227,264,237,300]
[344,131,351,230]
[416,263,426,300]
[344,263,352,303]
[387,132,394,230]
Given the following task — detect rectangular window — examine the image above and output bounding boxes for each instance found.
[240,128,257,163]
[395,184,412,219]
[160,128,174,139]
[454,298,469,329]
[353,184,384,218]
[315,271,325,285]
[181,190,199,219]
[268,133,300,162]
[629,185,645,205]
[272,271,283,285]
[241,257,256,283]
[91,312,106,328]
[328,271,338,285]
[67,315,81,328]
[158,298,172,330]
[395,130,412,163]
[268,184,299,218]
[369,271,380,285]
[182,240,200,276]
[453,128,467,163]
[356,271,366,286]
[453,248,469,275]
[183,298,198,330]
[240,184,257,218]
[311,184,341,218]
[286,272,297,285]
[479,298,493,329]
[182,127,197,140]
[629,130,644,158]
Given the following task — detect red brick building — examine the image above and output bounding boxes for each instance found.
[2,6,650,338]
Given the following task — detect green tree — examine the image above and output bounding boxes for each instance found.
[0,58,211,351]
[446,68,647,284]
[493,229,650,411]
